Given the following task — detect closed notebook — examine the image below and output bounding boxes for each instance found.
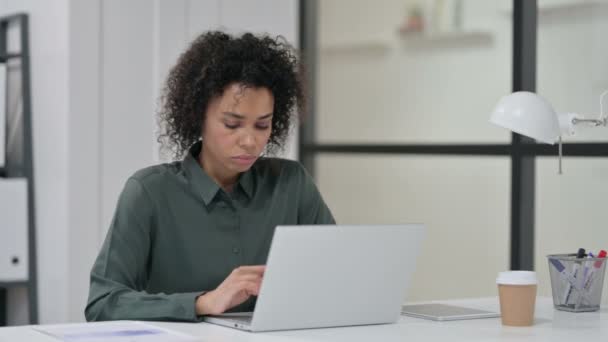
[401,303,500,321]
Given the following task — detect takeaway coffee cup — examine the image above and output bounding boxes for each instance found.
[496,271,537,326]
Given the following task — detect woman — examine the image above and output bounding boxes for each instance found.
[85,31,335,322]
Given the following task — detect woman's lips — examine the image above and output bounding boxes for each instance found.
[232,155,256,165]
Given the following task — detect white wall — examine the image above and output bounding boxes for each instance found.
[2,0,298,325]
[317,155,511,302]
[67,0,102,323]
[99,0,158,244]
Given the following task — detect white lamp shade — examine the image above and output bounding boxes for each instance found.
[490,91,561,144]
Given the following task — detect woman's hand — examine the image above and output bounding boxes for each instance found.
[196,265,266,316]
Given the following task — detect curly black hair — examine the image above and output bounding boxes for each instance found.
[157,31,304,159]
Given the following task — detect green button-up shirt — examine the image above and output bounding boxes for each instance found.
[85,142,335,322]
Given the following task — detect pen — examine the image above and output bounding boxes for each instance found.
[563,248,586,305]
[585,252,594,274]
[581,253,593,287]
[574,252,594,308]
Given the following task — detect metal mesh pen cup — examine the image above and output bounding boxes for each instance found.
[547,254,606,312]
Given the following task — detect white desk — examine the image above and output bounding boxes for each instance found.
[1,297,606,341]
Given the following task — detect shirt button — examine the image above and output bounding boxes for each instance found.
[232,247,240,254]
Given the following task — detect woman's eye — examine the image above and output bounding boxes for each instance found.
[224,123,239,129]
[256,124,270,130]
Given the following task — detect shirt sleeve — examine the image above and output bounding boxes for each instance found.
[294,162,336,225]
[84,177,203,322]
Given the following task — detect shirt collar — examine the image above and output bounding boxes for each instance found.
[183,141,255,205]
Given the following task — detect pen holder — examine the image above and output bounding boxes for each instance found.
[547,254,606,312]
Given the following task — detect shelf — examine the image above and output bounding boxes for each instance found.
[0,281,28,288]
[320,30,492,53]
[0,53,22,62]
[398,30,493,47]
[500,0,608,15]
[320,38,391,54]
[0,13,36,325]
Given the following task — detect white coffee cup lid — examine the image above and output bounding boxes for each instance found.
[496,271,538,285]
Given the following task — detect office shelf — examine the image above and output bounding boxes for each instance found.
[500,0,608,15]
[320,30,492,54]
[398,30,493,47]
[0,13,37,326]
[0,281,28,287]
[0,53,21,62]
[320,38,391,54]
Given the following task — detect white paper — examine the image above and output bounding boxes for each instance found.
[34,321,200,342]
[0,62,6,168]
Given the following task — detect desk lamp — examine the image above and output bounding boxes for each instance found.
[490,91,608,174]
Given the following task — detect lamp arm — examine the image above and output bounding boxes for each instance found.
[597,90,608,123]
[571,117,606,126]
[566,90,608,128]
[558,135,563,175]
[555,100,608,175]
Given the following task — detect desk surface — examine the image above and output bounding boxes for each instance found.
[1,297,606,341]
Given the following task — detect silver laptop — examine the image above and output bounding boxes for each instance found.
[203,224,426,332]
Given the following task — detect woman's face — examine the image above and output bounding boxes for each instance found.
[202,83,274,175]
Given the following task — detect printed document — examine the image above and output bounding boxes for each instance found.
[34,321,200,342]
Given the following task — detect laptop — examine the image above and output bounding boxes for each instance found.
[203,224,426,332]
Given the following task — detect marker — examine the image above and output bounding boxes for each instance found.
[549,258,582,291]
[583,250,607,291]
[577,248,587,258]
[594,250,607,268]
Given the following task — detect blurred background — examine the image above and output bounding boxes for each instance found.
[0,0,607,326]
